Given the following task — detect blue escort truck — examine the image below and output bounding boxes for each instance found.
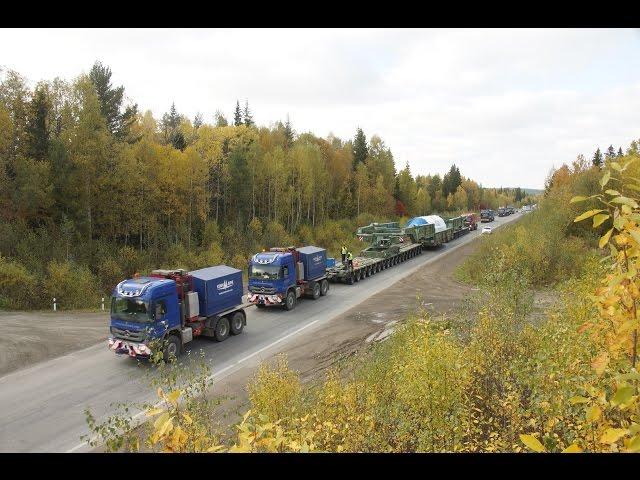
[108,266,251,361]
[247,246,330,310]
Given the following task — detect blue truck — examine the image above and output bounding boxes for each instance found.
[108,266,251,361]
[247,246,330,310]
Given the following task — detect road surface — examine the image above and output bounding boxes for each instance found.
[0,214,520,452]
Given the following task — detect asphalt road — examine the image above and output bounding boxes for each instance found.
[0,214,520,452]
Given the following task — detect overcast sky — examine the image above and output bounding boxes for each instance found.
[2,28,639,189]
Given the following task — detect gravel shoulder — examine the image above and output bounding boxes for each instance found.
[0,311,109,377]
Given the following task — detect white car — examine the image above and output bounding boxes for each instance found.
[481,226,493,234]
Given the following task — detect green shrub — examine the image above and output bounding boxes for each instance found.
[0,255,41,309]
[96,257,124,295]
[44,260,100,309]
[262,221,293,248]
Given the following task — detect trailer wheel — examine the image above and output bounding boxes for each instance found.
[214,317,230,342]
[311,282,321,299]
[346,274,354,285]
[320,279,329,296]
[163,334,181,362]
[230,312,245,335]
[284,289,297,310]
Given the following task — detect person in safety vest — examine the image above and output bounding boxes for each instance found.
[341,245,347,264]
[347,251,353,269]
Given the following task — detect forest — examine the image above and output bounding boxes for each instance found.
[0,62,531,309]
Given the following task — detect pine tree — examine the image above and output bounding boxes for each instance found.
[442,164,462,197]
[243,100,254,127]
[618,147,624,158]
[161,103,181,143]
[215,111,228,127]
[606,145,616,160]
[592,148,603,169]
[352,128,368,170]
[193,112,203,130]
[233,101,242,126]
[25,85,50,161]
[88,61,138,139]
[171,130,186,151]
[284,114,294,148]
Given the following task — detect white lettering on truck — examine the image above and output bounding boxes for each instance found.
[217,280,234,294]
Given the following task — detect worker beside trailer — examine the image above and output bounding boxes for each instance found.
[108,265,251,361]
[247,245,330,310]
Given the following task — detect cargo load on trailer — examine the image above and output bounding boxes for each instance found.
[326,221,425,284]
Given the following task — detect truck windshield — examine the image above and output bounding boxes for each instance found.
[111,298,152,323]
[250,265,281,280]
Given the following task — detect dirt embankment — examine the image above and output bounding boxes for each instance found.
[207,241,482,432]
[0,311,109,377]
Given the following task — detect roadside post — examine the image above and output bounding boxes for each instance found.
[53,298,57,312]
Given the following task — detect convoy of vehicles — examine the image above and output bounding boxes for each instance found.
[326,214,473,284]
[108,209,512,360]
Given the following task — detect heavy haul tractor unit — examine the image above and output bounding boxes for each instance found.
[463,213,479,231]
[108,266,251,361]
[480,209,495,222]
[247,246,329,310]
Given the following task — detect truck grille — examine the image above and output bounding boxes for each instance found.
[112,327,145,342]
[250,286,276,294]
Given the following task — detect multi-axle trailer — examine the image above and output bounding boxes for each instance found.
[326,214,473,285]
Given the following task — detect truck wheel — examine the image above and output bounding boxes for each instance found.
[311,282,321,299]
[230,312,245,335]
[163,335,181,362]
[320,279,329,296]
[284,290,296,310]
[214,317,230,342]
[346,274,354,285]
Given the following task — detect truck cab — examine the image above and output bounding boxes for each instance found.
[248,246,329,310]
[480,209,495,222]
[108,276,182,358]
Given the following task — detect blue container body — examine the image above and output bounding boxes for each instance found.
[297,246,327,281]
[190,266,243,317]
[326,257,336,268]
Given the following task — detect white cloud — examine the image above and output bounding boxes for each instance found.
[1,28,639,188]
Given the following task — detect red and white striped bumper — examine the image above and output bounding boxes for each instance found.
[108,338,151,357]
[248,293,283,305]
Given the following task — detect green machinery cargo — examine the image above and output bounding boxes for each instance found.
[326,222,424,284]
[443,215,471,239]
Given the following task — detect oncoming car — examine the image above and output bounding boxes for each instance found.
[481,226,493,234]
